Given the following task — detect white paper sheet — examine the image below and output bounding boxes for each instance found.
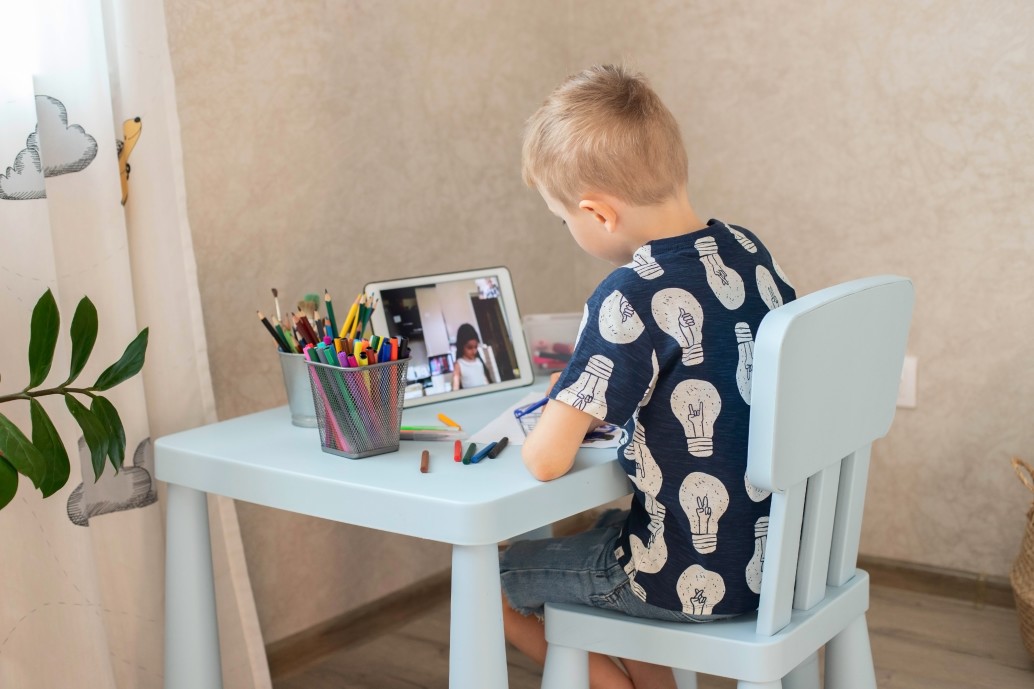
[469,392,623,449]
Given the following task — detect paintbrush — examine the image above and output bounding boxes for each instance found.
[272,287,283,324]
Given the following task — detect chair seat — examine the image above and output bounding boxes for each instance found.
[544,570,870,684]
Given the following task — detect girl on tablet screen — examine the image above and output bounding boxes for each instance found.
[452,323,494,389]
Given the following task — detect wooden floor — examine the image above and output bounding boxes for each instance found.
[272,585,1034,689]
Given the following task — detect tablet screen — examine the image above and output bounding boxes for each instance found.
[367,268,534,407]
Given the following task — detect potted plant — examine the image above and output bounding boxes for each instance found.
[0,289,148,511]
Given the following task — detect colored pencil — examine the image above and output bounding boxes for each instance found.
[340,293,361,338]
[324,289,339,337]
[258,311,289,351]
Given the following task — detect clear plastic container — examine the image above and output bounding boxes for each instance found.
[522,312,582,372]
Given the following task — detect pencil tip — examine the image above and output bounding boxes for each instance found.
[272,287,278,297]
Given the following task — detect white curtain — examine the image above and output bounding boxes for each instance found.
[0,1,269,687]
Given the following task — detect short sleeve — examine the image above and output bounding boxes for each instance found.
[549,282,656,425]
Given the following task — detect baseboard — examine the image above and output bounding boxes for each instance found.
[859,554,1015,609]
[266,547,1014,679]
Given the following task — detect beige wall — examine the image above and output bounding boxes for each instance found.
[573,1,1034,578]
[165,0,1033,644]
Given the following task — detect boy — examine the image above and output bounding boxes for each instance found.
[500,65,797,689]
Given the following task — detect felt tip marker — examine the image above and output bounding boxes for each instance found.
[420,450,430,473]
[462,443,477,465]
[513,397,548,419]
[454,439,462,462]
[470,442,497,464]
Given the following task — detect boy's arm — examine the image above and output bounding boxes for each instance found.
[521,398,597,481]
[521,372,603,480]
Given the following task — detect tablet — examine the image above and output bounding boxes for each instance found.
[365,267,535,407]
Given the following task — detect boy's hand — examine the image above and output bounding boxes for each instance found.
[544,371,563,396]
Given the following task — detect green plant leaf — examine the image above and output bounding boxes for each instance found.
[28,289,60,388]
[66,297,98,385]
[93,328,148,391]
[31,399,70,498]
[90,396,125,472]
[65,396,109,481]
[0,455,17,511]
[0,413,46,489]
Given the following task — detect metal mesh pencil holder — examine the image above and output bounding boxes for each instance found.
[305,358,410,459]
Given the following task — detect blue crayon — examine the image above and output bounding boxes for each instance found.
[470,442,497,464]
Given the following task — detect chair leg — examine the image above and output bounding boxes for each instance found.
[782,651,820,689]
[826,615,876,689]
[673,668,699,689]
[542,643,589,689]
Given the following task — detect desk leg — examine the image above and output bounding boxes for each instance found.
[450,544,509,689]
[165,485,223,689]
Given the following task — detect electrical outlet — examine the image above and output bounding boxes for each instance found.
[897,355,917,408]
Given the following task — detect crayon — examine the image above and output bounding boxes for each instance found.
[437,413,461,431]
[470,442,496,464]
[487,437,508,458]
[420,449,430,473]
[462,443,476,465]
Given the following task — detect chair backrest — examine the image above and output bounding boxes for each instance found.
[747,275,914,636]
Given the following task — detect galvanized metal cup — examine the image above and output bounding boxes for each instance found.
[278,351,317,427]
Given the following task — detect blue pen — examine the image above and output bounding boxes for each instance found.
[514,397,548,419]
[470,441,497,464]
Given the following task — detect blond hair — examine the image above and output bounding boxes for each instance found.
[522,65,688,209]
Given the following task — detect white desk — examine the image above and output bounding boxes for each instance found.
[155,385,631,689]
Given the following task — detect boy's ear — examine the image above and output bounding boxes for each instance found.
[578,195,619,234]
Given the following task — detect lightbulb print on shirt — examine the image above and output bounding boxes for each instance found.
[555,354,612,418]
[626,244,664,279]
[756,265,784,311]
[627,484,669,595]
[746,515,769,594]
[640,349,659,407]
[772,258,793,288]
[575,303,589,349]
[599,290,646,344]
[744,471,771,502]
[622,418,669,602]
[670,379,721,457]
[623,492,669,603]
[694,236,745,310]
[652,287,704,366]
[725,222,757,253]
[677,564,726,616]
[734,322,754,405]
[680,471,729,554]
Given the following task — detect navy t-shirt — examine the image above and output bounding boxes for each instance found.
[549,220,796,615]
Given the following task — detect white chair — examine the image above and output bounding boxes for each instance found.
[541,275,915,689]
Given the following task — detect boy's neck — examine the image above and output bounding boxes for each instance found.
[622,189,705,248]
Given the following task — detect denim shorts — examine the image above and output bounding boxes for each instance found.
[499,509,726,623]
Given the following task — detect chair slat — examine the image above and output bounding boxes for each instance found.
[827,446,872,587]
[794,462,842,611]
[756,481,806,636]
